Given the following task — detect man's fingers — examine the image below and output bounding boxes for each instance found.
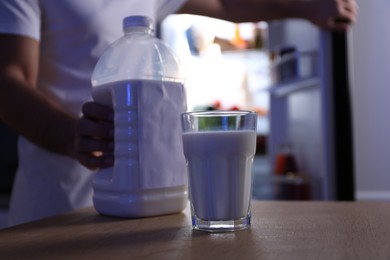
[77,117,113,138]
[82,101,113,122]
[77,153,114,170]
[77,137,114,153]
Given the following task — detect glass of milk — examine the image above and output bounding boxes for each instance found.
[181,110,257,232]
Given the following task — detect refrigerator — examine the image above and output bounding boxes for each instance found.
[266,0,390,201]
[265,19,354,201]
[161,15,357,201]
[161,3,390,201]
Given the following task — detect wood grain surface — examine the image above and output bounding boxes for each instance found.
[1,201,390,259]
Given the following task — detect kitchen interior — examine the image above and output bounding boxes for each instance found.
[1,0,389,228]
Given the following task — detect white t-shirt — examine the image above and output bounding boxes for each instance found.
[0,0,186,226]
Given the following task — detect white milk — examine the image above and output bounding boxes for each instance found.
[91,79,188,217]
[182,130,256,221]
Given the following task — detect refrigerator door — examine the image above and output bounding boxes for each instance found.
[267,20,354,200]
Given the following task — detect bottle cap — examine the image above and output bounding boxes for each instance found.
[123,15,153,30]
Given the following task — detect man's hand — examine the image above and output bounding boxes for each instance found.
[303,0,358,31]
[75,101,114,170]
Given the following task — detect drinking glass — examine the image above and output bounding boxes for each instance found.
[181,110,257,232]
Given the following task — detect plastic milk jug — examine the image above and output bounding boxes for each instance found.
[90,16,188,217]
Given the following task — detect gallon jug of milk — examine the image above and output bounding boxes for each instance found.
[91,15,187,217]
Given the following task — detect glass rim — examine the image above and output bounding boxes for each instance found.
[182,110,257,117]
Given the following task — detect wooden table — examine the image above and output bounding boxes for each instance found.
[1,201,390,259]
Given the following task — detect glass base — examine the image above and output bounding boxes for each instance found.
[192,214,251,232]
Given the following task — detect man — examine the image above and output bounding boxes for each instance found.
[0,0,357,226]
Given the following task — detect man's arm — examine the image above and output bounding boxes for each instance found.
[0,34,113,169]
[179,0,358,31]
[0,34,77,157]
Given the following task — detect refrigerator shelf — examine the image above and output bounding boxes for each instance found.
[268,77,320,98]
